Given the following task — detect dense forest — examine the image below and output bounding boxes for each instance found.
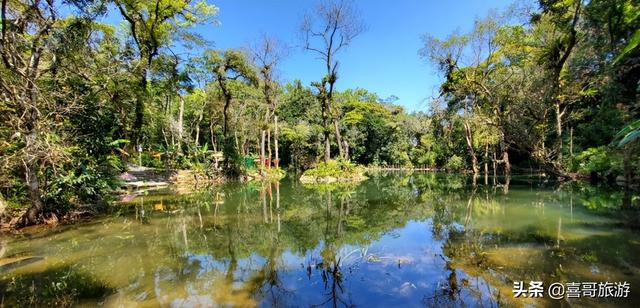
[1,0,639,227]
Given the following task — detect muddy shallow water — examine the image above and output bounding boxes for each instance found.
[1,173,639,307]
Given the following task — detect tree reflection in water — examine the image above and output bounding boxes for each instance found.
[2,173,639,307]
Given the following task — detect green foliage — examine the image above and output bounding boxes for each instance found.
[303,160,364,178]
[444,155,465,172]
[201,49,259,87]
[140,152,164,169]
[339,89,411,166]
[115,0,218,52]
[416,151,438,167]
[222,137,243,178]
[574,147,622,175]
[612,2,640,64]
[614,119,640,148]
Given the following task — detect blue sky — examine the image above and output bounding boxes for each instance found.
[105,0,516,112]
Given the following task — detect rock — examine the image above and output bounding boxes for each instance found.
[123,181,169,188]
[119,172,137,181]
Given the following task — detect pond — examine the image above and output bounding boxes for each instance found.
[1,172,639,307]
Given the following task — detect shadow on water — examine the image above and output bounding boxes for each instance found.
[0,264,112,307]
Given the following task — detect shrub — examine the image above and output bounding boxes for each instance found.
[303,159,363,178]
[140,152,164,169]
[417,151,437,167]
[444,155,465,172]
[574,146,622,175]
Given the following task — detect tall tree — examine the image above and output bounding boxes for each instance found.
[1,0,60,224]
[251,35,286,169]
[114,0,217,147]
[301,0,365,162]
[420,16,503,175]
[202,49,258,176]
[534,0,583,168]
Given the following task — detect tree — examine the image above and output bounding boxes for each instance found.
[0,1,111,225]
[301,0,365,162]
[533,0,583,168]
[251,35,286,169]
[148,53,192,156]
[0,0,61,224]
[339,89,411,166]
[420,15,504,175]
[202,49,259,176]
[114,0,217,147]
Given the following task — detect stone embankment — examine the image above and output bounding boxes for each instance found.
[120,166,223,189]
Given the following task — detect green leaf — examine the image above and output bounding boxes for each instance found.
[614,119,640,140]
[108,139,130,147]
[613,29,640,64]
[618,129,640,147]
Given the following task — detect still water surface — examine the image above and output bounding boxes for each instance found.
[1,173,639,307]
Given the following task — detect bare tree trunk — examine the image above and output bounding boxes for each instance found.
[21,75,44,225]
[502,150,511,176]
[333,119,344,160]
[195,109,203,147]
[555,101,563,163]
[240,133,246,156]
[261,107,269,168]
[223,100,230,137]
[500,134,511,176]
[503,175,510,194]
[320,93,331,163]
[170,127,175,150]
[484,144,489,185]
[177,95,185,153]
[324,134,331,163]
[492,151,497,186]
[343,140,349,161]
[24,128,43,225]
[463,120,479,175]
[267,129,272,169]
[548,0,580,169]
[260,130,266,168]
[221,85,232,137]
[274,115,279,168]
[161,127,170,150]
[569,126,573,158]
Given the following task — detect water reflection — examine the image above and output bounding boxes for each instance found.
[0,173,639,307]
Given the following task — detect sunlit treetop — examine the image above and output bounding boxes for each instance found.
[114,0,219,58]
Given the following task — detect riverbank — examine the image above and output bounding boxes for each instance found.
[2,165,637,232]
[119,166,225,189]
[0,164,289,231]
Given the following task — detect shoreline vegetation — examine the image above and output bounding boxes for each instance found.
[300,160,367,184]
[1,0,639,231]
